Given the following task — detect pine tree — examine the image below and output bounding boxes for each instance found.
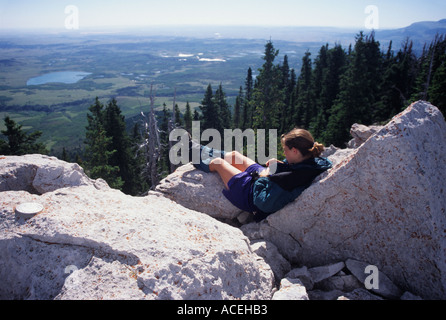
[278,55,294,133]
[411,43,432,102]
[213,83,232,135]
[252,41,282,131]
[373,41,397,122]
[184,101,193,133]
[242,67,254,130]
[193,109,200,121]
[312,44,329,105]
[233,86,243,129]
[0,116,48,155]
[61,147,69,161]
[284,69,297,132]
[200,84,216,131]
[294,51,314,129]
[75,153,83,166]
[312,44,347,141]
[174,104,183,128]
[324,32,383,147]
[104,98,138,195]
[0,138,6,154]
[412,34,446,114]
[310,44,329,140]
[160,104,170,135]
[89,128,123,190]
[280,69,297,132]
[428,53,446,115]
[375,39,418,123]
[84,98,123,190]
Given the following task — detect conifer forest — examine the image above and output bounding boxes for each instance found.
[1,31,446,195]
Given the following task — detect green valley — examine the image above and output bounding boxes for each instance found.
[0,32,321,155]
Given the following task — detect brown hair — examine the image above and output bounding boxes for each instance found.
[281,128,325,158]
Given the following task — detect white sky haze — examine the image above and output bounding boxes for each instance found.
[0,0,445,30]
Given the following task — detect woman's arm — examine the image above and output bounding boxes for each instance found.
[263,158,286,176]
[266,158,284,167]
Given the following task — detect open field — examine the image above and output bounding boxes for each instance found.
[0,32,323,155]
[2,21,442,156]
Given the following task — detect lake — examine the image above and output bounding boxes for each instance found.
[27,71,92,86]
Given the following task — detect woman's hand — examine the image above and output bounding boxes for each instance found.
[266,158,283,167]
[259,167,270,177]
[265,158,284,175]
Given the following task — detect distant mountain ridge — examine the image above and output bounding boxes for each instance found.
[402,19,446,32]
[376,19,446,48]
[3,19,444,52]
[120,19,446,53]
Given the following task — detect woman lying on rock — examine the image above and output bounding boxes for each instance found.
[190,128,332,222]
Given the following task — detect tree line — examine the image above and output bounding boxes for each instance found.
[1,31,445,195]
[198,32,446,148]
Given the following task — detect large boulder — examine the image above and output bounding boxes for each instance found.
[347,123,384,148]
[0,156,274,300]
[154,101,446,299]
[148,100,446,299]
[0,154,107,194]
[156,163,243,221]
[262,101,446,299]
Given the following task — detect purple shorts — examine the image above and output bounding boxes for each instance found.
[222,163,265,213]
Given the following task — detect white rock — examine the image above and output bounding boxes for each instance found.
[240,221,301,264]
[155,163,243,221]
[0,154,104,194]
[265,101,446,299]
[284,266,314,290]
[338,288,384,300]
[345,259,402,299]
[348,123,384,148]
[308,261,345,283]
[237,211,253,224]
[321,145,355,168]
[316,274,363,292]
[0,156,275,300]
[308,289,346,300]
[272,278,309,300]
[250,241,291,282]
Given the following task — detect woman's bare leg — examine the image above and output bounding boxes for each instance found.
[209,158,241,189]
[209,151,260,190]
[224,151,257,172]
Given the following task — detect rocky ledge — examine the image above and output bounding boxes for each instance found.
[157,100,446,300]
[1,101,445,300]
[1,161,273,299]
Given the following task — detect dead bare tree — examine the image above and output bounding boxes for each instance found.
[168,87,178,173]
[139,85,162,189]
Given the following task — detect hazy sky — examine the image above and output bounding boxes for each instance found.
[0,0,445,30]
